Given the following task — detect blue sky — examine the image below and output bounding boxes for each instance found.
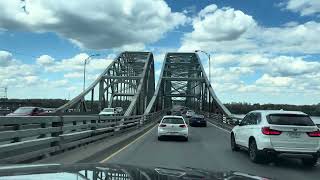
[0,0,319,105]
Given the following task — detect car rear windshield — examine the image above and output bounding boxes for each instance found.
[191,117,204,121]
[162,118,185,124]
[13,107,34,113]
[267,114,315,126]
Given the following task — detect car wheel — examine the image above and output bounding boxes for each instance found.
[231,133,239,151]
[184,137,188,141]
[302,155,318,167]
[204,123,207,127]
[158,136,162,141]
[248,139,264,163]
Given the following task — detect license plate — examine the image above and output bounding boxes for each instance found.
[197,121,201,123]
[287,132,301,138]
[169,132,178,134]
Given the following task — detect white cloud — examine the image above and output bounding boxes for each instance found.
[0,52,37,87]
[36,55,55,66]
[256,74,293,87]
[50,79,69,88]
[0,0,186,49]
[268,56,320,76]
[64,72,82,79]
[180,4,320,54]
[187,5,256,42]
[284,0,320,16]
[24,76,39,85]
[197,51,320,104]
[0,51,13,66]
[40,53,113,73]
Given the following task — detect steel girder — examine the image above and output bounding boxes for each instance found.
[54,51,155,116]
[145,52,231,117]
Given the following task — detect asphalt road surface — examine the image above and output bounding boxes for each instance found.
[99,120,320,180]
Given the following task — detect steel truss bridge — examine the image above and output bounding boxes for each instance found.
[0,51,316,179]
[55,51,231,119]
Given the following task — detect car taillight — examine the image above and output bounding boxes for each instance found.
[159,124,166,127]
[261,127,281,135]
[307,130,320,137]
[179,124,187,128]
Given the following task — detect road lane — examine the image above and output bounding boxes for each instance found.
[102,122,320,180]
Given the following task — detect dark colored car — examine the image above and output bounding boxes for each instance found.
[0,163,271,180]
[189,115,207,127]
[173,111,182,116]
[6,107,45,116]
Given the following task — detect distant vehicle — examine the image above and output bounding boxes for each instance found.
[231,110,320,166]
[158,115,188,141]
[6,107,45,116]
[189,115,207,127]
[115,107,123,114]
[173,111,182,116]
[186,110,195,118]
[99,108,116,116]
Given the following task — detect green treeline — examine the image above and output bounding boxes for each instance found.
[224,102,320,116]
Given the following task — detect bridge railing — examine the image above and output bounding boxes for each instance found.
[199,111,243,131]
[0,111,165,164]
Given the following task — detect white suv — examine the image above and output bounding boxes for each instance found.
[231,110,320,166]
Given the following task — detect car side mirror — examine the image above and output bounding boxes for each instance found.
[157,119,161,123]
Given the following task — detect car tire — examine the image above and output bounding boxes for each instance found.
[184,137,188,141]
[204,123,207,127]
[302,155,318,167]
[248,139,264,163]
[158,136,162,141]
[231,133,239,151]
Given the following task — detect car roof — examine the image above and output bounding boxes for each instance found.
[18,106,39,109]
[250,110,307,116]
[162,115,183,118]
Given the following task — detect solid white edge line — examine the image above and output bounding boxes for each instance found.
[100,125,157,163]
[207,121,231,134]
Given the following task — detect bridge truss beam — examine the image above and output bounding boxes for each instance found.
[54,51,155,116]
[145,52,231,118]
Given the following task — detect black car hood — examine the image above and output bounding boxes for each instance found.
[0,163,272,180]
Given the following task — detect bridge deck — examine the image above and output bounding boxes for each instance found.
[96,120,320,180]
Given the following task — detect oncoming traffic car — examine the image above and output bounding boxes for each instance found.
[158,116,189,141]
[6,107,45,116]
[231,110,320,166]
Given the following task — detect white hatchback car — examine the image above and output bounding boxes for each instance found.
[158,115,189,141]
[231,110,320,166]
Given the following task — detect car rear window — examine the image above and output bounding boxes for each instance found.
[162,118,185,124]
[13,107,34,113]
[191,117,204,121]
[267,114,315,126]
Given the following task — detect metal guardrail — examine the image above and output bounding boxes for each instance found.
[199,111,243,130]
[0,111,165,164]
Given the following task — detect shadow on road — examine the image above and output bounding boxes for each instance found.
[236,150,318,170]
[158,136,188,142]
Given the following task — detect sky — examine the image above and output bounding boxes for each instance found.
[0,0,319,105]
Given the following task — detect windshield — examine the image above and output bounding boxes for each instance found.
[162,118,185,124]
[267,114,315,126]
[1,1,320,179]
[13,107,34,114]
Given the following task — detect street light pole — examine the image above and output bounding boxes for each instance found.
[83,54,100,92]
[195,50,211,84]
